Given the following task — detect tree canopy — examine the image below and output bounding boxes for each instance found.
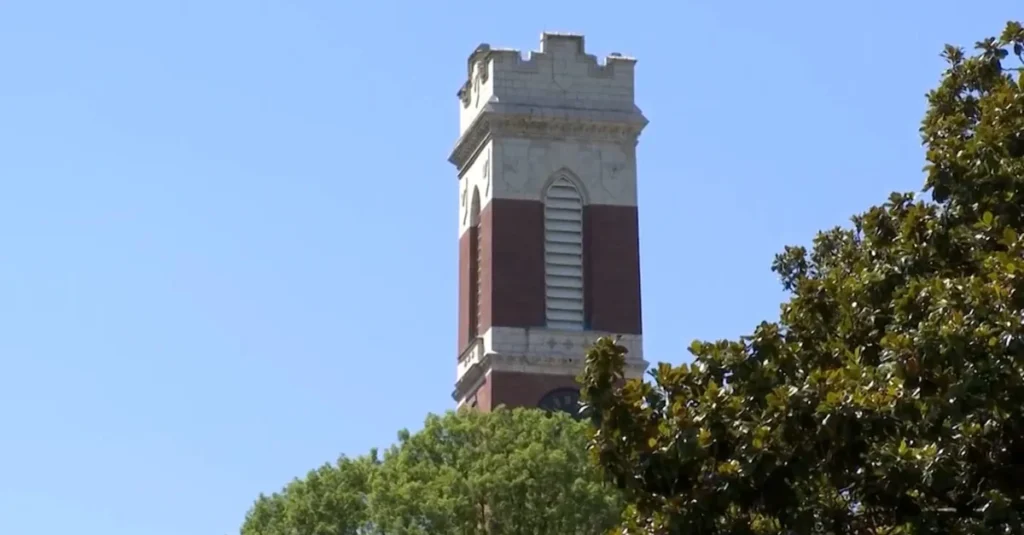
[581,21,1024,535]
[240,408,623,535]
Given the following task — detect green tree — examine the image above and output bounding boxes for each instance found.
[371,408,622,534]
[241,454,379,535]
[581,21,1024,535]
[240,408,623,535]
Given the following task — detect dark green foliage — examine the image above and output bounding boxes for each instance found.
[240,408,623,535]
[581,21,1024,535]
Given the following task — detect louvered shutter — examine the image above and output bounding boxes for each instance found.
[544,178,584,330]
[475,218,483,334]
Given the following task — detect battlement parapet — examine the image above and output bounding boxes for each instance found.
[456,33,640,135]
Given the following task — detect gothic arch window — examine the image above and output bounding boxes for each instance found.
[468,187,483,338]
[543,175,585,330]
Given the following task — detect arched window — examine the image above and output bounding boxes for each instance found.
[468,188,483,338]
[543,176,584,330]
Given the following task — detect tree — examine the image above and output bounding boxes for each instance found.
[241,454,378,535]
[371,408,623,534]
[581,21,1024,535]
[240,408,623,535]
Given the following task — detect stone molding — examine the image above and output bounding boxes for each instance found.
[452,350,648,404]
[449,103,648,174]
[452,328,648,403]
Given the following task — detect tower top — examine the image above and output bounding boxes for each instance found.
[450,32,649,412]
[451,32,647,170]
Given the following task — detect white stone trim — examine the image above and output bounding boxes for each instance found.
[451,105,646,173]
[455,368,490,409]
[458,146,492,238]
[456,126,643,238]
[453,326,647,402]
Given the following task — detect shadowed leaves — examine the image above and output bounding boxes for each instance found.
[581,21,1024,535]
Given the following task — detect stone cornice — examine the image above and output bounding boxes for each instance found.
[451,351,649,402]
[448,103,648,174]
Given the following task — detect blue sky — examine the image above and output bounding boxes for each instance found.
[0,1,1017,533]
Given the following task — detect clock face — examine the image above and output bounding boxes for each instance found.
[537,388,583,420]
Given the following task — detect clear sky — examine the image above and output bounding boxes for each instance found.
[0,1,1017,533]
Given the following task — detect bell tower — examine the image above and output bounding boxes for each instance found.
[449,33,649,413]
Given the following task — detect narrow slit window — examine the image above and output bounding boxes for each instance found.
[468,188,482,339]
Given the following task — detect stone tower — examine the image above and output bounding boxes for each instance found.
[449,33,649,415]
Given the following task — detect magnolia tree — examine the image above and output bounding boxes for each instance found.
[580,21,1024,535]
[240,408,623,535]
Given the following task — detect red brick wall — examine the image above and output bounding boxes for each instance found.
[474,371,580,411]
[459,199,642,353]
[489,199,546,328]
[585,204,643,334]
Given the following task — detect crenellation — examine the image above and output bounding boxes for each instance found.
[539,32,585,56]
[456,32,642,136]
